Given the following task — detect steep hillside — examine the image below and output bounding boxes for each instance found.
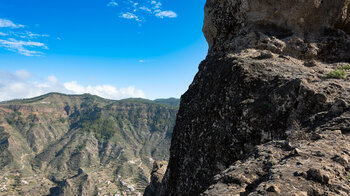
[145,0,350,195]
[154,98,180,107]
[0,93,178,195]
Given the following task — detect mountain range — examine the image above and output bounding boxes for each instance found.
[0,93,179,195]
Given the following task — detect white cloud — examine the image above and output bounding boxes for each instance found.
[107,1,118,7]
[0,70,146,102]
[15,70,32,80]
[154,10,177,18]
[0,18,24,28]
[0,31,49,39]
[64,81,145,100]
[109,0,177,22]
[17,31,50,39]
[0,71,64,101]
[120,12,142,22]
[151,1,162,9]
[0,38,48,56]
[0,18,50,56]
[63,81,85,93]
[47,75,58,84]
[139,6,152,13]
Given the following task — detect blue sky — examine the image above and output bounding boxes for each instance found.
[0,0,208,101]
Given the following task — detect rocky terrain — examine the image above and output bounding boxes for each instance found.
[145,0,350,195]
[0,93,179,195]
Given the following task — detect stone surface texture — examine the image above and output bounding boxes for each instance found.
[145,0,350,195]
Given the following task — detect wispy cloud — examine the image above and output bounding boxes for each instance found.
[108,0,177,23]
[139,6,152,13]
[0,31,48,39]
[0,38,48,56]
[120,12,142,22]
[154,10,177,18]
[17,31,50,39]
[0,18,24,28]
[151,1,162,9]
[0,17,49,56]
[0,70,146,101]
[107,1,118,7]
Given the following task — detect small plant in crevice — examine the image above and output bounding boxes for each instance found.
[326,67,348,79]
[347,171,350,179]
[342,65,350,70]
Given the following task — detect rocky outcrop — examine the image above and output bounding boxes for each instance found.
[203,130,350,195]
[49,168,96,196]
[144,161,167,196]
[148,0,350,195]
[203,0,350,63]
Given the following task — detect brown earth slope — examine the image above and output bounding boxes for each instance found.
[0,93,178,195]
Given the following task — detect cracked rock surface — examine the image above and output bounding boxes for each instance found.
[144,0,350,195]
[203,131,350,195]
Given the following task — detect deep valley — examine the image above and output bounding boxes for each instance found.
[0,93,179,195]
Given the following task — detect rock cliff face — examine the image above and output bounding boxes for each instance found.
[145,0,350,195]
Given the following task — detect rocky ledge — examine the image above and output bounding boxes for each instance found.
[145,0,350,195]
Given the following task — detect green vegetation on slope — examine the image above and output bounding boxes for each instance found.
[154,98,180,107]
[0,93,179,195]
[81,118,117,142]
[326,66,350,79]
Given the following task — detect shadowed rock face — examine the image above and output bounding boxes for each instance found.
[145,0,350,195]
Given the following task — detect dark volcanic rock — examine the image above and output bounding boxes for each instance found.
[146,0,350,195]
[203,131,350,195]
[163,50,350,196]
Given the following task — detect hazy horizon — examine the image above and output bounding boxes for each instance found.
[0,91,180,103]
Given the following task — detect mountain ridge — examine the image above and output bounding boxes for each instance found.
[0,92,180,108]
[0,93,179,195]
